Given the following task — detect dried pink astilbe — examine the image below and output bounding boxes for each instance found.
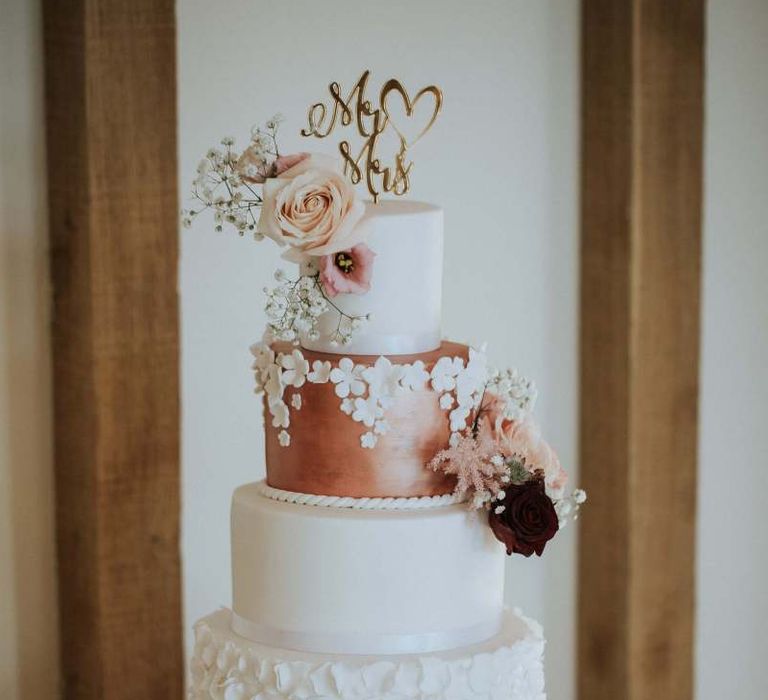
[427,430,509,508]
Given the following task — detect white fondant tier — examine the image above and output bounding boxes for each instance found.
[190,608,546,700]
[231,484,506,655]
[301,201,443,355]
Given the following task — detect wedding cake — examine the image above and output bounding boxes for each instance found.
[185,77,583,700]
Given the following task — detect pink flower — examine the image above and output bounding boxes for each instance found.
[272,152,309,176]
[318,243,376,297]
[489,415,568,499]
[427,430,508,506]
[477,392,508,433]
[258,154,370,261]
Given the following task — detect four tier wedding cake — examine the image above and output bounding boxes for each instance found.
[185,78,583,700]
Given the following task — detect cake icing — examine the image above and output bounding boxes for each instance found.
[256,480,462,510]
[261,341,475,498]
[190,608,546,700]
[301,201,443,355]
[231,484,505,655]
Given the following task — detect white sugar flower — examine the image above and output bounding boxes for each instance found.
[352,396,383,427]
[439,393,455,410]
[278,430,291,447]
[455,347,488,405]
[449,404,472,433]
[340,397,355,415]
[399,360,430,391]
[263,364,283,400]
[430,356,464,393]
[574,489,587,504]
[291,393,302,410]
[250,342,275,372]
[360,432,378,449]
[362,356,405,399]
[280,350,309,388]
[329,358,365,398]
[268,398,290,429]
[374,419,390,436]
[253,369,267,394]
[307,360,332,384]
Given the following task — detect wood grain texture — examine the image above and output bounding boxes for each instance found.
[42,1,182,697]
[578,1,703,699]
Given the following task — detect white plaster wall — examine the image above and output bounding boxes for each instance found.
[178,1,579,697]
[0,0,59,698]
[696,1,768,698]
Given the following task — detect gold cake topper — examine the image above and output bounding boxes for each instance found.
[301,70,442,203]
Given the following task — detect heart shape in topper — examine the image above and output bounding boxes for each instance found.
[380,79,442,148]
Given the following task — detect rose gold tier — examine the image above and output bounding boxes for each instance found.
[264,341,469,498]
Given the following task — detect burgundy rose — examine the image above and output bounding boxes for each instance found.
[489,476,559,557]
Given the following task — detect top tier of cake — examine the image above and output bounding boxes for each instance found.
[300,201,443,355]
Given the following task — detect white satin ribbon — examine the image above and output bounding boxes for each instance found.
[301,332,441,356]
[231,612,503,655]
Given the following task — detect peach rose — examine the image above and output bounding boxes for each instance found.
[258,154,370,261]
[480,412,568,499]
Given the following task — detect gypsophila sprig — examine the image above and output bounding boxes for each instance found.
[264,269,369,346]
[181,115,286,239]
[553,488,587,528]
[485,367,538,420]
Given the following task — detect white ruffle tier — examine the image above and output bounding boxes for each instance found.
[188,608,545,700]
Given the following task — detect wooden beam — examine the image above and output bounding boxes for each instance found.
[42,1,182,697]
[578,2,703,699]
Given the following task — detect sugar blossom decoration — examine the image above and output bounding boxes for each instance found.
[251,342,490,451]
[182,115,376,347]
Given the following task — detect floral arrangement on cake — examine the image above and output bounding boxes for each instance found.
[428,368,586,557]
[181,116,374,345]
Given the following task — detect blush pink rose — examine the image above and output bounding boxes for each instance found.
[258,154,371,261]
[272,152,309,176]
[480,413,568,499]
[319,243,376,297]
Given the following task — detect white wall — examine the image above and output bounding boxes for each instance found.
[696,1,768,698]
[0,0,59,698]
[178,1,579,697]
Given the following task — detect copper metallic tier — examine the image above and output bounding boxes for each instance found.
[264,341,469,498]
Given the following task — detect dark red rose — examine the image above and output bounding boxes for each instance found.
[489,476,559,557]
